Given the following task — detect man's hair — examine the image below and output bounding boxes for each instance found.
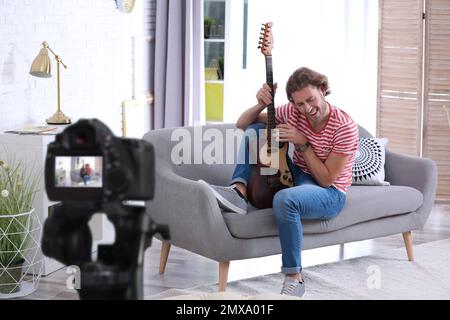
[286,67,331,101]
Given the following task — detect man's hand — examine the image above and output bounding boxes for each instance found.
[275,123,307,145]
[256,83,278,107]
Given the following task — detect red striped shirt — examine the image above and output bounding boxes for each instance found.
[275,102,359,193]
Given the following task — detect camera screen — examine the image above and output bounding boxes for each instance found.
[54,156,103,188]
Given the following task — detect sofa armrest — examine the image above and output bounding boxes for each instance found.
[385,150,438,226]
[146,167,234,259]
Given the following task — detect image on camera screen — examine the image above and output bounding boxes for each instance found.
[55,156,103,188]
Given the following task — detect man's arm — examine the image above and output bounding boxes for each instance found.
[277,123,356,188]
[236,83,276,129]
[236,105,267,129]
[301,150,349,188]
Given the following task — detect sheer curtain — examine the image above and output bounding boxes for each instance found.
[153,0,205,129]
[226,0,378,134]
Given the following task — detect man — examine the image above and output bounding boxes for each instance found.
[80,163,93,185]
[200,67,359,298]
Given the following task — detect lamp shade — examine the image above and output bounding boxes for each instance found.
[29,47,52,78]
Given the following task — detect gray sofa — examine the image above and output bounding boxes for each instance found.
[143,123,437,291]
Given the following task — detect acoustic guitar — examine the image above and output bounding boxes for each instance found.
[247,22,294,209]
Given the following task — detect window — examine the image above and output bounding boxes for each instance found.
[204,0,226,122]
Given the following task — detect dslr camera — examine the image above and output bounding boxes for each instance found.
[42,119,169,300]
[45,118,154,202]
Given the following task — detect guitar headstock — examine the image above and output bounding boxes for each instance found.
[258,22,273,56]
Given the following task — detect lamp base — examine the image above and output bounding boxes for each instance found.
[46,110,71,125]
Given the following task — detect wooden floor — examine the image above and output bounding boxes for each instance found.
[22,203,450,300]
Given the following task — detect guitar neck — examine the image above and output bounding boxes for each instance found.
[265,55,276,131]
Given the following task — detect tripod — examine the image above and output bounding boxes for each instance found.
[42,201,170,300]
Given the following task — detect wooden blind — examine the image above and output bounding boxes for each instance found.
[423,0,450,201]
[378,0,450,201]
[377,0,424,156]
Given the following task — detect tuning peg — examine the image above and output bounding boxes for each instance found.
[257,46,261,49]
[261,27,265,31]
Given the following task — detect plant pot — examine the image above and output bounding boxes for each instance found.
[0,259,24,294]
[0,209,40,298]
[204,24,211,38]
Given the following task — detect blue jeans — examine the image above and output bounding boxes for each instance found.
[231,123,346,274]
[82,175,92,185]
[231,122,266,186]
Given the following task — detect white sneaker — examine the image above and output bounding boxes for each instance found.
[280,276,306,298]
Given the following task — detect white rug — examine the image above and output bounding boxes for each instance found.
[148,239,450,300]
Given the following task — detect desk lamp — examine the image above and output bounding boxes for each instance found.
[30,41,71,125]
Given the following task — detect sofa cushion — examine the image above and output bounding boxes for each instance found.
[222,185,423,239]
[352,138,390,186]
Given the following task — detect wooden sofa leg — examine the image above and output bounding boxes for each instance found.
[159,241,171,274]
[218,261,230,292]
[402,231,414,261]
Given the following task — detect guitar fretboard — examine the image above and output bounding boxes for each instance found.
[265,55,276,148]
[265,56,274,88]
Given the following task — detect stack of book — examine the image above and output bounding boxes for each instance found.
[4,125,69,135]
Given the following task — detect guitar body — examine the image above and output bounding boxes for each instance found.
[248,140,293,209]
[247,22,294,209]
[258,139,292,189]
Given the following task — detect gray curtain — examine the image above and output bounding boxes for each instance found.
[153,0,205,129]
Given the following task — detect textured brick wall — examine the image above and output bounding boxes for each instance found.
[0,0,155,135]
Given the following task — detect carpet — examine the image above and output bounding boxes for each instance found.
[148,239,450,300]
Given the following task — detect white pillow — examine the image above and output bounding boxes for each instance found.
[352,138,390,186]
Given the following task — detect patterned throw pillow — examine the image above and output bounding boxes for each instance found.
[352,138,390,186]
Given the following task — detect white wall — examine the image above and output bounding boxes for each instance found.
[224,0,379,135]
[0,0,152,135]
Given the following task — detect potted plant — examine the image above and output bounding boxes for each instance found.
[0,159,40,295]
[204,16,215,39]
[218,57,224,80]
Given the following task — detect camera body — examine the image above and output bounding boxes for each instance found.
[45,118,154,202]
